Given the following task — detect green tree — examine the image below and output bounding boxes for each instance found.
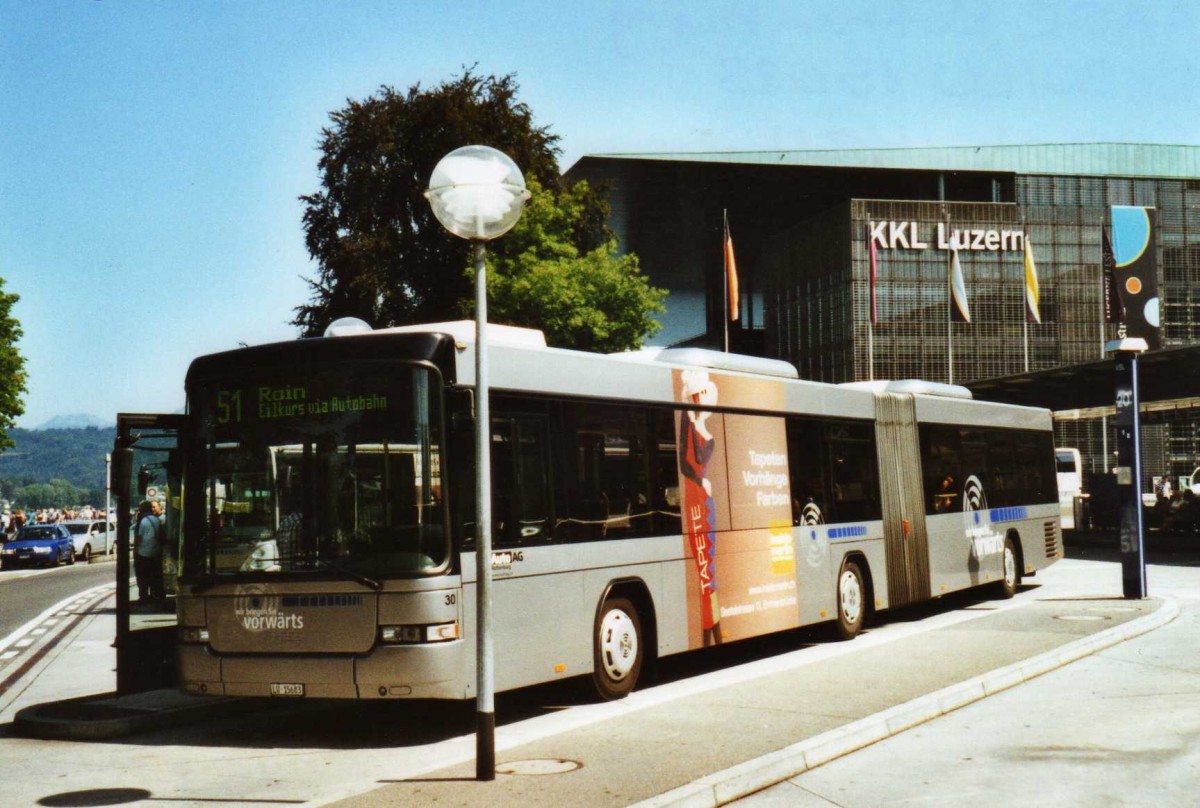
[0,279,26,451]
[484,179,665,352]
[295,69,559,335]
[294,68,664,350]
[14,478,82,510]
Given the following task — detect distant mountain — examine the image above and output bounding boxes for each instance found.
[0,426,117,490]
[34,414,113,430]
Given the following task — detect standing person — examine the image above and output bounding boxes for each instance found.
[134,501,164,602]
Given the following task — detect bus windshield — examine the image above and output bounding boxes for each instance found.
[186,363,447,579]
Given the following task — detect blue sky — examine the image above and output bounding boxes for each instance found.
[2,0,1197,427]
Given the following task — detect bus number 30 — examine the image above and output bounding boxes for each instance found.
[445,593,457,606]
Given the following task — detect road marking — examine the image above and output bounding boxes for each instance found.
[0,584,119,700]
[0,582,117,654]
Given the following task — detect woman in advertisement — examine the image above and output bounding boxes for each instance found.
[678,369,721,646]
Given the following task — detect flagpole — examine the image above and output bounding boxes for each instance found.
[1023,225,1030,373]
[948,318,953,384]
[947,246,953,385]
[868,322,875,381]
[1023,320,1030,373]
[867,221,876,381]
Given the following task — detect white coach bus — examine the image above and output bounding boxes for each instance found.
[174,321,1061,701]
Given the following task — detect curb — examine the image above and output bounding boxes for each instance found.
[14,691,266,741]
[634,596,1180,808]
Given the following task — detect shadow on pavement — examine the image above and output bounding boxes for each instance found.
[1065,528,1200,567]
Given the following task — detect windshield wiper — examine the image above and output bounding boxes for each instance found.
[316,558,382,591]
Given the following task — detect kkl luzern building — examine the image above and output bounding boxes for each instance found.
[567,144,1200,499]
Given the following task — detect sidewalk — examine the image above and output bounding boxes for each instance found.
[324,593,1175,807]
[6,555,1180,808]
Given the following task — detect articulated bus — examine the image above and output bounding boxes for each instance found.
[173,321,1062,701]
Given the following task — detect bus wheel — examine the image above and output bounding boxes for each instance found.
[835,561,865,640]
[998,537,1020,599]
[592,597,642,700]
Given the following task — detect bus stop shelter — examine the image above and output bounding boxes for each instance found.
[965,344,1200,411]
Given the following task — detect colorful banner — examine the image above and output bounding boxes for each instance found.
[949,247,971,323]
[724,217,740,322]
[1023,237,1041,324]
[1102,229,1125,326]
[1110,206,1160,350]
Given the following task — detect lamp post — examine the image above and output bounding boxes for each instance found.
[425,145,528,781]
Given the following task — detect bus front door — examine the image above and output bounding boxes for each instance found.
[113,413,186,695]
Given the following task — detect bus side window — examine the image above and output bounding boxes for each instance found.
[785,418,829,525]
[1015,430,1056,504]
[921,425,960,514]
[826,422,881,523]
[985,430,1017,508]
[560,403,653,541]
[490,415,552,548]
[652,408,681,535]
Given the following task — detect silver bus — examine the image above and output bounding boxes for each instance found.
[175,321,1061,701]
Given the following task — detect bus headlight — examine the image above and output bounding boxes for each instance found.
[179,627,210,643]
[379,622,459,644]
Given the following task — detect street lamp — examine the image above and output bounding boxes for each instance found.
[425,145,528,782]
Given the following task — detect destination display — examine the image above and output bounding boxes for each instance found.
[199,368,410,439]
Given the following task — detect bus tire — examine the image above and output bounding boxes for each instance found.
[998,537,1020,599]
[592,597,642,700]
[835,560,865,641]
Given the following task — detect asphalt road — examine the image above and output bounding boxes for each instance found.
[0,557,117,638]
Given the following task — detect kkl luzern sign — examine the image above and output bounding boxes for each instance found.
[869,221,1026,252]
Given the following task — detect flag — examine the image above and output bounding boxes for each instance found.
[1110,206,1160,350]
[1102,228,1124,325]
[724,217,740,322]
[1024,236,1041,324]
[949,247,971,323]
[868,225,879,325]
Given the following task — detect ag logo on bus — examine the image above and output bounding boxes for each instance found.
[491,550,524,573]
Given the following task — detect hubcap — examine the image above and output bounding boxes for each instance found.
[1004,546,1017,587]
[839,570,862,624]
[598,608,637,682]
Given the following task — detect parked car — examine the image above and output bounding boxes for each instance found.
[63,519,115,560]
[1,523,75,568]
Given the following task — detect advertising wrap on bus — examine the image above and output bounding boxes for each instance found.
[674,368,798,648]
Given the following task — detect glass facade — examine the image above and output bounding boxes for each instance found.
[762,174,1200,494]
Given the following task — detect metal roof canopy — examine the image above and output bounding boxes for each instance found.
[965,344,1200,412]
[579,143,1200,180]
